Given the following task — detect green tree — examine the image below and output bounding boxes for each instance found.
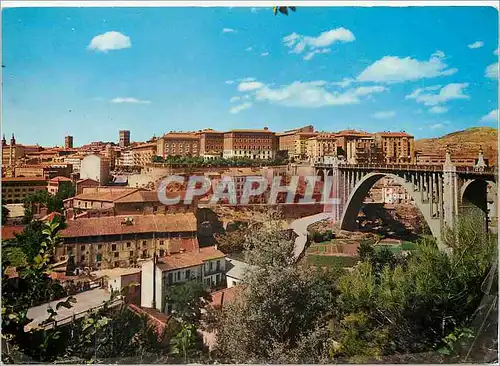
[2,204,10,225]
[165,280,211,326]
[215,228,247,255]
[212,213,339,363]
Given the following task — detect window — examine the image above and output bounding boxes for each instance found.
[209,261,213,270]
[112,244,117,251]
[143,241,147,247]
[98,244,102,249]
[216,260,220,271]
[159,249,165,257]
[114,261,119,268]
[80,245,85,251]
[80,255,85,262]
[114,252,119,258]
[127,242,131,248]
[177,271,181,280]
[160,240,164,246]
[129,251,134,257]
[186,269,191,279]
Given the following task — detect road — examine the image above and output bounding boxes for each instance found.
[289,212,332,261]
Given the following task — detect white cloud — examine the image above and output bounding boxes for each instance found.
[429,106,448,114]
[245,46,253,52]
[303,48,331,61]
[283,28,355,58]
[110,97,150,104]
[485,62,499,79]
[225,80,234,85]
[229,96,241,103]
[261,52,269,57]
[373,111,396,119]
[430,123,444,129]
[406,83,469,106]
[495,48,499,56]
[357,51,457,83]
[237,80,265,92]
[88,31,131,53]
[480,109,499,123]
[245,80,386,108]
[229,102,252,114]
[222,28,235,33]
[333,78,354,88]
[468,41,484,49]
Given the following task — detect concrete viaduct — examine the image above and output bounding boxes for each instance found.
[312,149,497,250]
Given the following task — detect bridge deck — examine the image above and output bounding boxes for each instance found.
[315,163,497,175]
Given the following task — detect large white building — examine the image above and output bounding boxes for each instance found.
[117,148,134,167]
[141,246,226,314]
[79,154,110,184]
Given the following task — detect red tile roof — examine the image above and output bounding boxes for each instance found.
[1,177,47,182]
[61,213,197,238]
[1,225,24,240]
[41,212,62,222]
[114,190,161,204]
[49,176,72,183]
[157,246,226,272]
[75,188,140,202]
[210,286,241,307]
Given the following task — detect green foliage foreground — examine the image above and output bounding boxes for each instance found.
[2,211,497,363]
[206,211,498,363]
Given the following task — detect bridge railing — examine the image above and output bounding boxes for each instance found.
[314,163,497,175]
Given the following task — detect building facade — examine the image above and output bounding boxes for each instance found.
[47,176,73,195]
[140,246,226,314]
[307,133,337,162]
[197,129,224,159]
[156,132,200,158]
[57,213,199,270]
[1,177,48,204]
[276,125,316,160]
[79,154,110,184]
[374,132,415,164]
[132,142,157,166]
[223,128,277,160]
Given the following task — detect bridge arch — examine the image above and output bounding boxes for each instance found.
[339,172,441,241]
[460,179,497,231]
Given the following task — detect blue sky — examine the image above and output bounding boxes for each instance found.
[2,5,499,147]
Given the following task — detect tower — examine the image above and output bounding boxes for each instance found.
[1,134,6,146]
[65,135,74,149]
[119,130,130,148]
[9,134,15,167]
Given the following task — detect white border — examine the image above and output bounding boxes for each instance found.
[2,0,500,8]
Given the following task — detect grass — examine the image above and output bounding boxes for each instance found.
[307,254,358,268]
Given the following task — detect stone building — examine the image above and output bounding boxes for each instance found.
[223,127,277,160]
[57,213,199,270]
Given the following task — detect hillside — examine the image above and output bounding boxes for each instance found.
[415,127,498,165]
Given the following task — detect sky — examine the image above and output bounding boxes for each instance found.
[2,5,499,147]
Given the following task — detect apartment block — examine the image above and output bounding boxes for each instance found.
[306,133,337,162]
[80,154,110,184]
[374,132,415,164]
[223,127,277,160]
[156,132,200,158]
[56,213,199,270]
[197,129,224,159]
[132,142,157,166]
[1,177,48,204]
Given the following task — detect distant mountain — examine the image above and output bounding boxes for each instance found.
[415,127,498,165]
